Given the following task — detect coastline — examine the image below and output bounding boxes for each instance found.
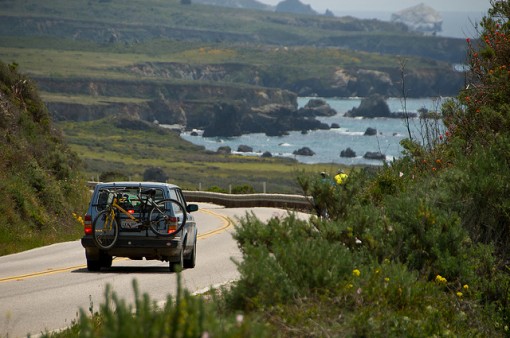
[180,97,446,166]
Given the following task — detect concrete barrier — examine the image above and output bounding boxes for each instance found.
[182,191,313,211]
[87,182,313,211]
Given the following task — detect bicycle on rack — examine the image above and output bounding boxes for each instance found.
[92,187,187,250]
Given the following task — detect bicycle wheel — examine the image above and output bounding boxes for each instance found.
[148,199,187,237]
[92,209,119,250]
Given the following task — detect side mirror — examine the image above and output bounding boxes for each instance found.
[186,204,199,213]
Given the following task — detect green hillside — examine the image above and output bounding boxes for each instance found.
[0,0,461,60]
[0,62,90,255]
[0,0,466,85]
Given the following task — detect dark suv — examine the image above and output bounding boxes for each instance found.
[81,182,198,272]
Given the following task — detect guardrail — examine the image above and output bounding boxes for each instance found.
[87,182,313,211]
[182,191,313,210]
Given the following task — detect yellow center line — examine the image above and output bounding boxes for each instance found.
[197,208,234,239]
[0,208,234,283]
[0,265,88,282]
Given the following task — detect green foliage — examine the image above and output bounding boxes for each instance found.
[296,168,363,220]
[443,136,510,253]
[226,212,354,311]
[222,159,506,335]
[444,1,510,151]
[231,184,254,194]
[46,278,270,338]
[342,262,494,337]
[206,186,228,193]
[99,171,129,182]
[0,61,89,255]
[143,167,169,183]
[382,193,468,278]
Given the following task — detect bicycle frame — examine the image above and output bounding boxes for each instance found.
[99,207,117,232]
[107,190,168,229]
[111,196,139,222]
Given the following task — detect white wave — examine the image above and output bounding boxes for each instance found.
[339,131,365,136]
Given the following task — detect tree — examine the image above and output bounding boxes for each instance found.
[143,167,169,182]
[443,0,510,151]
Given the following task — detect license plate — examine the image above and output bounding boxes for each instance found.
[121,219,138,229]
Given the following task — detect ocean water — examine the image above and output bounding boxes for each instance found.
[179,97,448,166]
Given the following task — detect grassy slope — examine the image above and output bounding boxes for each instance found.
[0,62,90,255]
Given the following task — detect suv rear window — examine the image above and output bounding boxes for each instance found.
[96,187,165,212]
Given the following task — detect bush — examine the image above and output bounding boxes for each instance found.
[225,209,499,336]
[226,212,354,311]
[231,184,255,194]
[143,167,169,182]
[99,171,129,182]
[206,186,227,193]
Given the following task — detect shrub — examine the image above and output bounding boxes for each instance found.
[445,137,510,255]
[99,171,129,182]
[143,167,169,182]
[296,169,367,220]
[227,212,354,311]
[206,186,227,193]
[444,1,510,152]
[231,184,255,194]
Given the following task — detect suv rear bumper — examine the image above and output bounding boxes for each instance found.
[81,236,182,261]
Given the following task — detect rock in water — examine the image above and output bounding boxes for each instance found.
[293,147,315,156]
[340,148,356,158]
[391,3,442,35]
[344,94,391,118]
[363,151,386,160]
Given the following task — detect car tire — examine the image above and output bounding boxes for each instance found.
[100,253,113,268]
[87,259,101,272]
[170,247,183,273]
[92,209,119,250]
[183,238,196,269]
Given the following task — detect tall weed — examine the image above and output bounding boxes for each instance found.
[45,278,270,338]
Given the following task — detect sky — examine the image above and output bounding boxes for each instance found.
[258,0,492,13]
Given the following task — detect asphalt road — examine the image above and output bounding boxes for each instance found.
[0,203,307,338]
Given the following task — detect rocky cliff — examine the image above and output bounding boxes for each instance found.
[41,61,464,136]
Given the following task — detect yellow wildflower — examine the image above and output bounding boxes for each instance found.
[352,269,361,277]
[435,275,447,284]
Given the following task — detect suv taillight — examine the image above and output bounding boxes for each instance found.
[167,216,178,234]
[84,214,93,235]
